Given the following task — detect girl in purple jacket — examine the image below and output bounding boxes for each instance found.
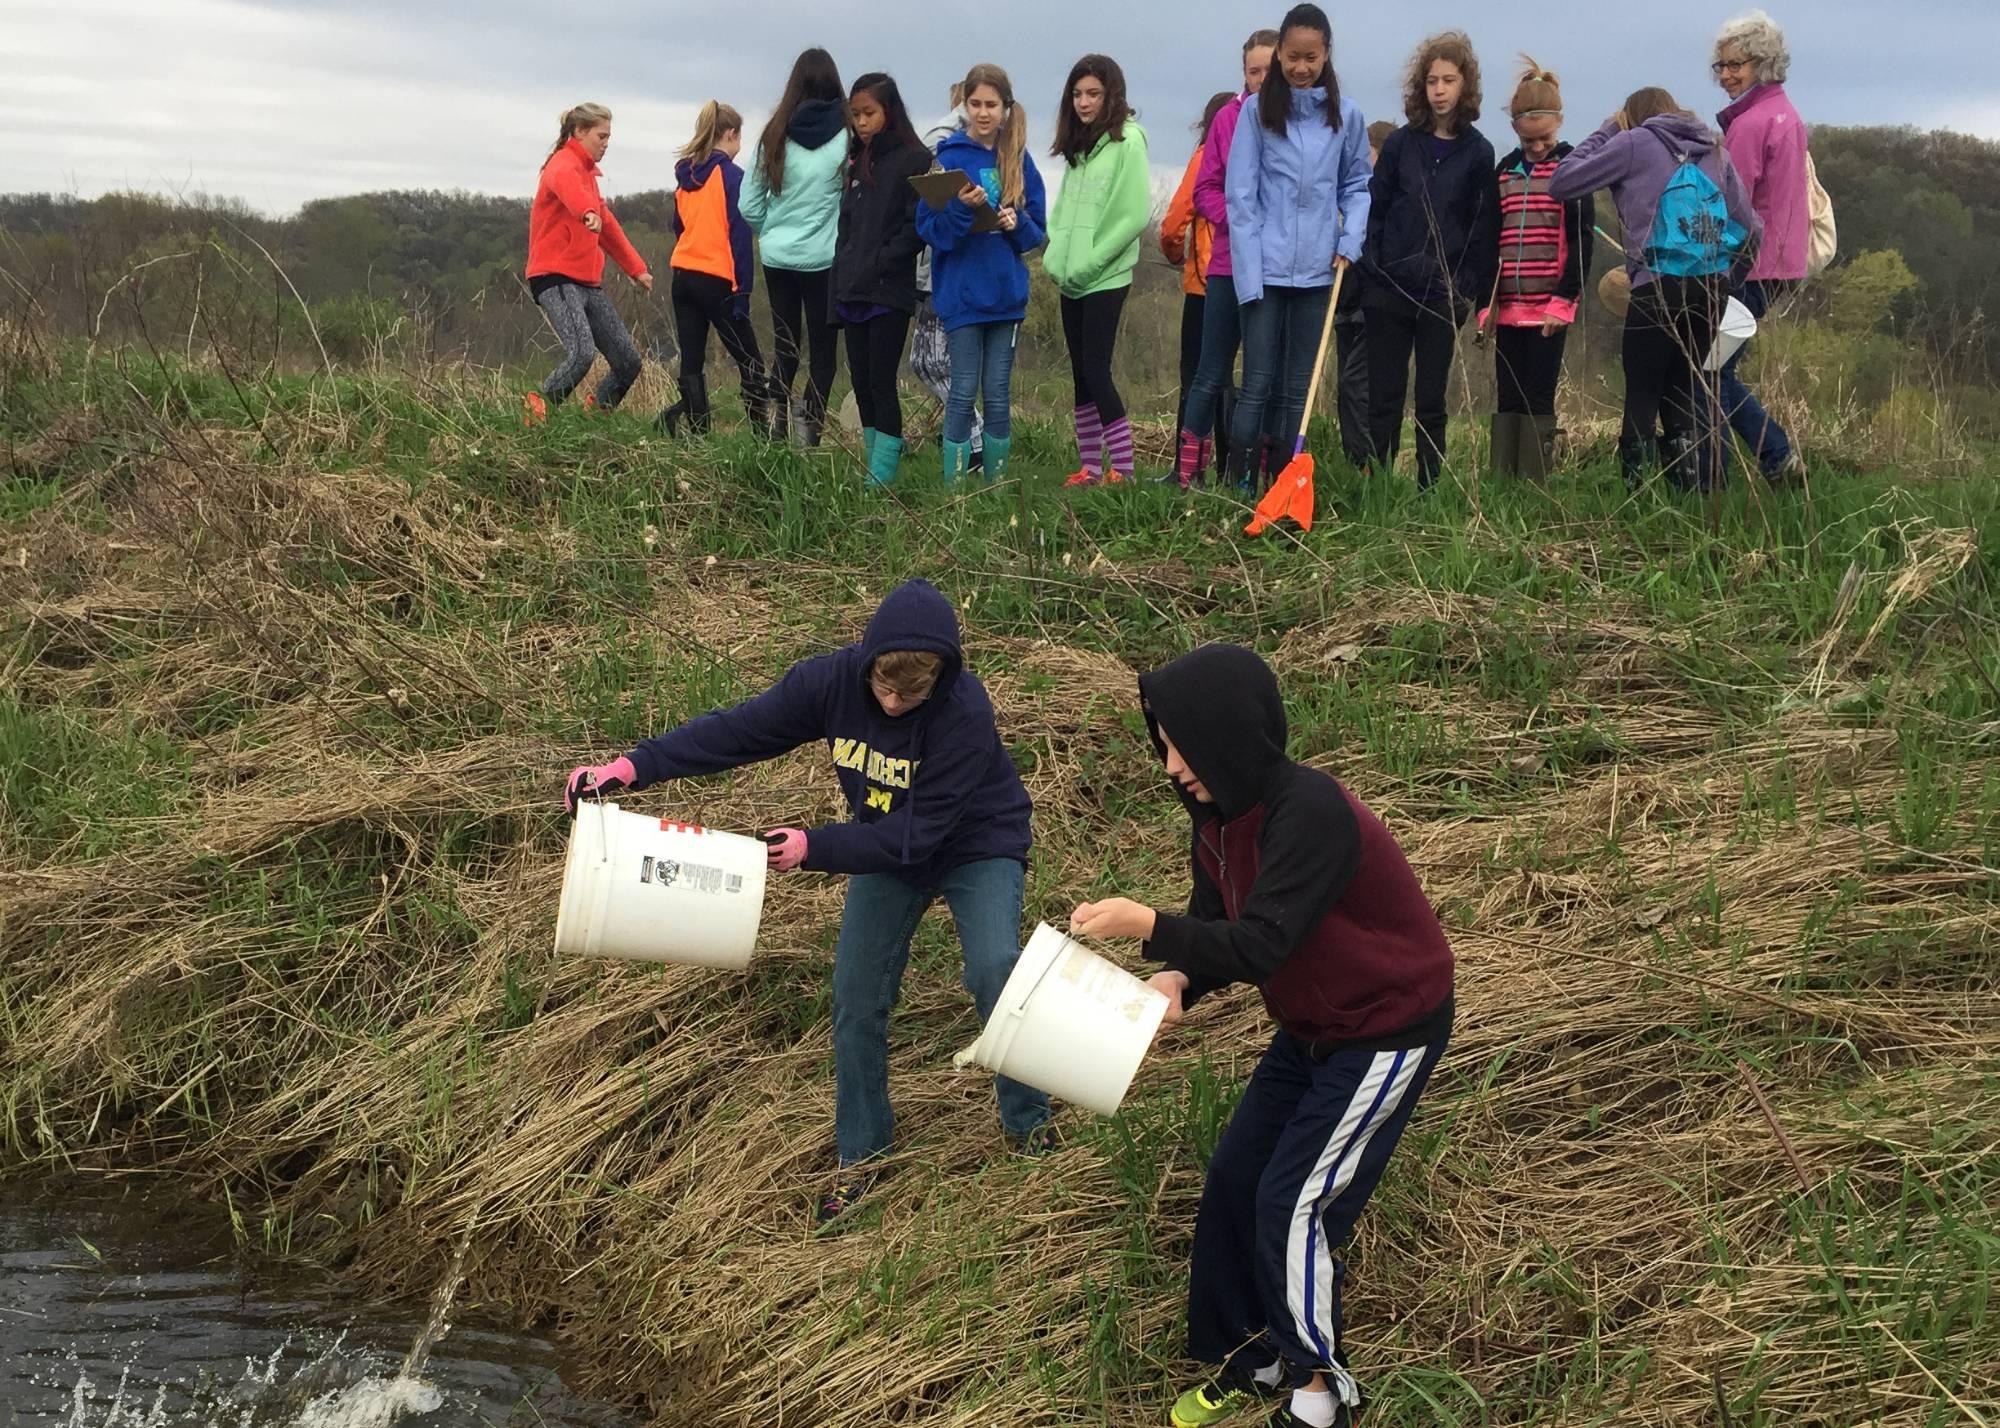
[1550,88,1762,492]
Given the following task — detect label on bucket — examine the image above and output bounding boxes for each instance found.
[639,855,746,896]
[659,820,708,835]
[1055,945,1162,1024]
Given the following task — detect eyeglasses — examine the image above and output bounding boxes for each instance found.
[870,678,932,706]
[1711,59,1752,75]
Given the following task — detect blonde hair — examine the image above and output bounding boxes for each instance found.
[549,102,612,162]
[871,650,943,692]
[1508,55,1563,117]
[679,100,743,163]
[961,64,1027,209]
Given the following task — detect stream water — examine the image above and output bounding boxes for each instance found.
[0,1190,628,1428]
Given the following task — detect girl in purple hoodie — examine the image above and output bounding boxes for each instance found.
[1549,88,1761,492]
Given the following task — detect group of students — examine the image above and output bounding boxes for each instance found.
[522,8,1812,497]
[565,579,1454,1428]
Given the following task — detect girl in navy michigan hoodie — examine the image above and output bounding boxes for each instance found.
[1072,644,1452,1428]
[566,580,1050,1224]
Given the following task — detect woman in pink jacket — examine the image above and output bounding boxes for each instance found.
[1713,9,1808,481]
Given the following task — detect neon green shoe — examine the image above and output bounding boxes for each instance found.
[1171,1382,1252,1427]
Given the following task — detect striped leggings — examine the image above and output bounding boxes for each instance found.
[1186,1024,1449,1404]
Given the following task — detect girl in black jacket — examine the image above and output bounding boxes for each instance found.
[834,73,930,487]
[1361,31,1501,490]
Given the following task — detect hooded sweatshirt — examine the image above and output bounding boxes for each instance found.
[671,151,755,297]
[1549,114,1762,288]
[1042,120,1152,299]
[1718,83,1809,282]
[526,138,649,287]
[1139,645,1454,1050]
[1363,122,1501,307]
[915,129,1049,331]
[624,580,1031,881]
[1160,146,1214,296]
[740,99,849,272]
[1193,95,1250,280]
[833,132,931,316]
[1485,142,1594,328]
[1225,85,1373,304]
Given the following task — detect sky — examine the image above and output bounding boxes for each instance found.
[6,0,1998,214]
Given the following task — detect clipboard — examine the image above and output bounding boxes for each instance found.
[909,168,1005,234]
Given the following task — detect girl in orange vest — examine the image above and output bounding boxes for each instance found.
[1160,91,1238,487]
[522,103,653,423]
[658,102,776,437]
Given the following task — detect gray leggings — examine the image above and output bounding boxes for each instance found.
[536,282,643,407]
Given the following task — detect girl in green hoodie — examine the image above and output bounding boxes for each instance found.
[1045,54,1150,486]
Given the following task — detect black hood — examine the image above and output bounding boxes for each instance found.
[1138,644,1289,821]
[789,98,849,151]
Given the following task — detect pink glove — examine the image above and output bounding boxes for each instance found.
[763,828,808,871]
[565,756,637,812]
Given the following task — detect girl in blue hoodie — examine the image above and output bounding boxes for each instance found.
[742,49,850,447]
[1225,3,1373,489]
[915,63,1048,484]
[563,579,1053,1225]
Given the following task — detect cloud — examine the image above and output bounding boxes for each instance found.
[7,0,1998,213]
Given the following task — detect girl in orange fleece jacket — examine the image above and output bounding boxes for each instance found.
[523,103,654,422]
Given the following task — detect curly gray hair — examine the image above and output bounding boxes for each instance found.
[1714,9,1791,84]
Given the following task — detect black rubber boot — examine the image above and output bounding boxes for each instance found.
[1523,415,1560,480]
[1490,414,1523,477]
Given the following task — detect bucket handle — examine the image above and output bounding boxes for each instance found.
[1010,935,1071,1015]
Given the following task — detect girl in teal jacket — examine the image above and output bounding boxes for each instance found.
[1045,54,1150,486]
[742,48,849,446]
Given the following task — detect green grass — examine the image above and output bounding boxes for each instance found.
[2,352,1995,1426]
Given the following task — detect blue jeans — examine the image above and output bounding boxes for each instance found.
[832,857,1049,1165]
[1717,279,1794,475]
[1234,284,1332,458]
[1183,273,1243,438]
[944,321,1016,444]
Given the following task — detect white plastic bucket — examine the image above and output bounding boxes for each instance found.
[967,923,1170,1116]
[553,801,768,969]
[1704,296,1759,372]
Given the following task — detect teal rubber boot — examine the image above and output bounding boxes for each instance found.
[941,437,972,485]
[861,426,879,464]
[867,432,904,487]
[982,435,1011,482]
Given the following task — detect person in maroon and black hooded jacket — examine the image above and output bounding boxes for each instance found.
[1072,643,1453,1428]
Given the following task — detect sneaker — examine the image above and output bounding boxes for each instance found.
[1011,1122,1061,1156]
[968,446,985,473]
[522,392,548,426]
[581,392,598,413]
[1172,1383,1253,1428]
[1103,469,1129,485]
[1063,469,1102,488]
[1768,450,1806,485]
[815,1172,871,1227]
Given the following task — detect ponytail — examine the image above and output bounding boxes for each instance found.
[962,63,1026,209]
[548,102,612,163]
[679,100,744,163]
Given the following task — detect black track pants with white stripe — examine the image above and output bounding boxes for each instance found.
[1186,1025,1449,1403]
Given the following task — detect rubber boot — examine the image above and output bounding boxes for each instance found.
[1172,430,1202,488]
[685,374,712,436]
[1660,434,1699,492]
[941,437,972,485]
[983,435,1011,482]
[744,371,773,439]
[1618,435,1655,491]
[794,400,824,449]
[765,383,789,442]
[861,426,879,464]
[1522,414,1560,481]
[1490,413,1523,477]
[867,432,904,487]
[1214,383,1238,483]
